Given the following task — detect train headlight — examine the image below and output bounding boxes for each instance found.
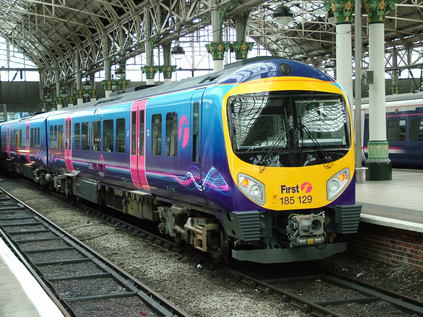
[327,168,350,201]
[238,173,266,206]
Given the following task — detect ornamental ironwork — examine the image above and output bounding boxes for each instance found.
[230,41,254,60]
[325,0,354,24]
[160,65,177,79]
[141,66,161,80]
[362,0,396,23]
[205,42,230,61]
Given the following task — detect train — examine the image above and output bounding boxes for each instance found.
[361,92,423,168]
[0,57,362,264]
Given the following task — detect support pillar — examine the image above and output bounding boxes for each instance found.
[144,7,155,85]
[230,12,254,61]
[363,0,395,180]
[75,55,83,105]
[102,35,112,98]
[207,0,228,71]
[161,43,176,84]
[55,70,63,110]
[3,104,7,122]
[326,0,354,102]
[336,24,353,101]
[354,0,365,183]
[39,71,45,111]
[90,73,97,102]
[115,59,130,90]
[391,47,399,94]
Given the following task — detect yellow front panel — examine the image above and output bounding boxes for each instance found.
[222,77,355,211]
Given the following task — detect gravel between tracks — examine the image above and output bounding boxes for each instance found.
[1,177,422,317]
[0,178,301,317]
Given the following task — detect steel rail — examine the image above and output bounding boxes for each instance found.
[4,178,422,317]
[0,187,190,317]
[223,267,423,317]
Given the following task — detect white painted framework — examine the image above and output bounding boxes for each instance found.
[0,0,421,90]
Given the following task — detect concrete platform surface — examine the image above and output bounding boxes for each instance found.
[356,169,423,233]
[0,238,64,317]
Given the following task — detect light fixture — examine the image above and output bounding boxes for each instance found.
[328,11,336,25]
[115,66,125,79]
[171,40,185,59]
[273,5,294,26]
[324,59,335,69]
[45,94,52,102]
[82,79,91,90]
[59,89,67,98]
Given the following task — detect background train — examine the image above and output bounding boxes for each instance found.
[361,92,423,168]
[0,57,361,263]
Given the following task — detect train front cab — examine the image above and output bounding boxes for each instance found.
[221,76,362,263]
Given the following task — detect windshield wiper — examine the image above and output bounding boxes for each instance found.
[256,129,287,168]
[295,123,334,168]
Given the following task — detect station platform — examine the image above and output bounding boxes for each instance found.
[0,238,65,317]
[356,169,423,233]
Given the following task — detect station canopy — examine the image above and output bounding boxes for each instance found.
[0,0,421,84]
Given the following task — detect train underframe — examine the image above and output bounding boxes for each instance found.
[4,159,361,264]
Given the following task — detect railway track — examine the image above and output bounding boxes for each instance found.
[1,177,422,317]
[0,186,189,317]
[66,188,423,317]
[225,267,423,317]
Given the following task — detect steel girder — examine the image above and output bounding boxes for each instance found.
[0,0,422,87]
[0,0,262,87]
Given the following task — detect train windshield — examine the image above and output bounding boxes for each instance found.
[227,91,351,167]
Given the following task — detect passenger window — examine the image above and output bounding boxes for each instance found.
[30,128,34,147]
[81,122,89,150]
[103,119,114,152]
[139,110,144,156]
[387,119,406,142]
[192,102,200,162]
[74,123,81,150]
[54,125,58,148]
[16,130,21,147]
[92,121,101,151]
[410,118,423,142]
[116,118,126,153]
[166,112,178,157]
[152,114,162,155]
[131,112,136,155]
[58,125,63,149]
[49,126,53,146]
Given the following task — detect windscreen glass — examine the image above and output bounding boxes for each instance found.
[227,91,350,167]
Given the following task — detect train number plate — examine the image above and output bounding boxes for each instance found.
[280,195,313,205]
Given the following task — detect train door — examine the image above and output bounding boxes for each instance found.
[64,117,73,171]
[190,88,205,195]
[25,123,30,162]
[130,100,150,190]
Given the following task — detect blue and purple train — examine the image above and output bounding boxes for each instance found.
[361,92,423,168]
[0,57,361,263]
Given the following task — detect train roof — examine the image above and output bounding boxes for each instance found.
[68,57,332,110]
[4,57,335,123]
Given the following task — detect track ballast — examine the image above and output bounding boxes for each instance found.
[0,187,189,317]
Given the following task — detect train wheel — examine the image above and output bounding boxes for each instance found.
[212,226,232,264]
